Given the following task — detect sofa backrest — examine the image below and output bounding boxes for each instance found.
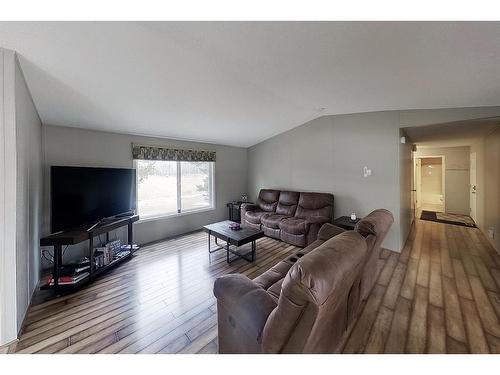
[276,191,300,216]
[261,231,368,353]
[257,189,280,212]
[294,192,334,220]
[354,208,394,300]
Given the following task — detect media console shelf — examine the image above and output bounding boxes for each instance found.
[40,215,139,292]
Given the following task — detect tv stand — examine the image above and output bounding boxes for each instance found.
[114,211,135,218]
[40,215,140,292]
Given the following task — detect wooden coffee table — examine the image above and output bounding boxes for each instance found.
[202,220,264,263]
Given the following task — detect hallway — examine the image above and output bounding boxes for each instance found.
[342,218,500,353]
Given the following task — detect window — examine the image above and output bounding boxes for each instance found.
[136,160,214,219]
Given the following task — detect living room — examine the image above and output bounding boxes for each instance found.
[2,2,500,373]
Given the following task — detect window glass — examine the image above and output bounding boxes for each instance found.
[136,160,214,218]
[181,162,212,211]
[137,160,178,218]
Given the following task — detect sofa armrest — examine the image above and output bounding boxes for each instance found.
[318,223,346,241]
[241,204,259,227]
[306,215,331,224]
[303,216,332,248]
[305,215,331,227]
[241,203,259,217]
[214,274,277,352]
[241,203,258,211]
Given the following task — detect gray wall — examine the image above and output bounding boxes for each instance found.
[246,107,500,253]
[248,112,402,251]
[484,127,500,251]
[415,146,470,215]
[0,48,18,345]
[5,53,43,334]
[399,129,413,248]
[42,125,248,265]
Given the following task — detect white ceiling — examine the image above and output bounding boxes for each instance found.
[2,22,500,147]
[404,117,500,148]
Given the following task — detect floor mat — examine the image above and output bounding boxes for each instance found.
[420,210,477,228]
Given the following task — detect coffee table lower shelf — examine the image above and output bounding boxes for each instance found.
[202,220,264,264]
[208,236,257,263]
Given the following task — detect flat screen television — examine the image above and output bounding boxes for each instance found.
[51,166,137,233]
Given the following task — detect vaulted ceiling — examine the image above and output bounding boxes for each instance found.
[2,22,500,147]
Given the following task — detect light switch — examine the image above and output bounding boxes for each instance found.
[363,166,372,177]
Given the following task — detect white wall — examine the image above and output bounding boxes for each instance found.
[0,49,43,345]
[415,146,470,215]
[42,125,248,265]
[248,112,402,251]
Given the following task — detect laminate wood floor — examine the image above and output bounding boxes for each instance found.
[2,218,500,354]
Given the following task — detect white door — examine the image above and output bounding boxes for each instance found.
[470,152,477,222]
[416,158,422,210]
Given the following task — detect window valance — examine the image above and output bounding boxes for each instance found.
[132,144,216,162]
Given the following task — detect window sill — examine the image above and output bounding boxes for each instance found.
[137,207,216,224]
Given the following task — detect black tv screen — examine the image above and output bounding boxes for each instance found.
[51,166,137,233]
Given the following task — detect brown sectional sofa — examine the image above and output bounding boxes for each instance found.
[214,209,394,353]
[241,189,334,247]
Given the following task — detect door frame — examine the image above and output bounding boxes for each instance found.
[470,151,477,223]
[415,157,421,210]
[415,155,446,213]
[410,148,416,224]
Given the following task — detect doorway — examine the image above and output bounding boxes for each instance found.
[415,156,445,213]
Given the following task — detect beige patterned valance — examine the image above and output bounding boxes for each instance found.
[132,144,216,162]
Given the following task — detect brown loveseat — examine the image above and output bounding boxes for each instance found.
[213,209,394,353]
[241,189,334,247]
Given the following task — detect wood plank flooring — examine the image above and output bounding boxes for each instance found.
[342,219,500,354]
[2,218,500,354]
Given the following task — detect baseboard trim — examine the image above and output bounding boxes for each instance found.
[139,228,203,248]
[478,226,499,256]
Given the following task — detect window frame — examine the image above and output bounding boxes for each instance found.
[134,159,215,221]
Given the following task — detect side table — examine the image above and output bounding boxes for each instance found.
[333,216,361,230]
[226,201,253,223]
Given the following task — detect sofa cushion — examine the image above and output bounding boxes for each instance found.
[280,231,306,247]
[295,192,334,219]
[261,214,290,229]
[245,210,268,225]
[279,217,307,235]
[254,260,293,290]
[257,189,280,212]
[267,279,284,301]
[276,191,300,216]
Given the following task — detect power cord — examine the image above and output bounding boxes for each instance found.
[41,245,69,264]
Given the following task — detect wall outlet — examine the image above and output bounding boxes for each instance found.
[488,227,495,239]
[363,166,372,177]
